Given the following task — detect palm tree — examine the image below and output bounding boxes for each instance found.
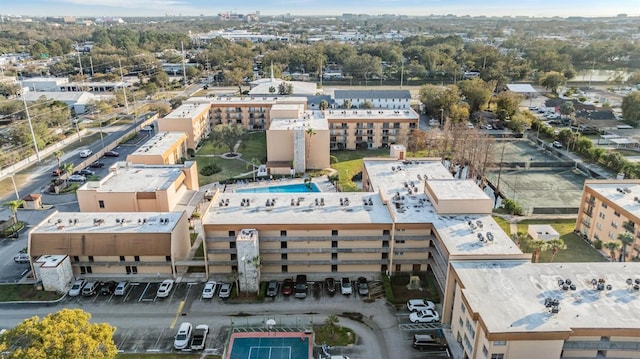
[305,128,316,170]
[511,232,528,248]
[246,157,260,182]
[61,162,75,186]
[325,314,339,335]
[53,150,64,169]
[603,241,621,261]
[3,199,25,224]
[547,239,567,262]
[529,240,549,263]
[617,232,635,262]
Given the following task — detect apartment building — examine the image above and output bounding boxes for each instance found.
[333,89,411,109]
[325,109,418,150]
[157,103,211,149]
[76,161,199,213]
[126,131,189,165]
[28,211,190,277]
[575,179,640,262]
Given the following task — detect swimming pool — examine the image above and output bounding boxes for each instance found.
[235,183,320,193]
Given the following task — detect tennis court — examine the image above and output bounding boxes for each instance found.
[226,332,313,359]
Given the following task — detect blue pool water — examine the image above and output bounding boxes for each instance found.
[235,183,320,193]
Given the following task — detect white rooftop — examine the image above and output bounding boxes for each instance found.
[164,103,210,119]
[324,109,418,120]
[427,179,491,201]
[585,182,640,218]
[453,261,640,333]
[269,111,329,131]
[80,163,186,192]
[31,211,184,234]
[204,192,392,226]
[130,132,187,156]
[185,96,307,105]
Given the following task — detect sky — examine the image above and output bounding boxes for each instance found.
[2,0,638,18]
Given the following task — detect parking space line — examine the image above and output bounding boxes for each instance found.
[138,282,151,303]
[170,301,185,329]
[153,328,166,349]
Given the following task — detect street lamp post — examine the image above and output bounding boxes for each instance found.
[9,174,19,200]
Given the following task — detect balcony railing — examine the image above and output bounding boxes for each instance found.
[563,340,640,351]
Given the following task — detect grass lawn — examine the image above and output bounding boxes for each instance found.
[0,284,62,302]
[493,216,512,236]
[117,354,219,359]
[516,219,607,263]
[314,324,356,346]
[195,132,267,185]
[331,148,389,192]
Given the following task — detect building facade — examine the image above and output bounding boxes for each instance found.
[126,132,189,165]
[333,89,411,109]
[157,103,212,149]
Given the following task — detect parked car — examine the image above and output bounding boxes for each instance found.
[295,274,308,299]
[100,281,117,296]
[282,278,294,296]
[68,174,86,183]
[202,281,217,299]
[89,161,105,168]
[190,324,209,350]
[407,299,436,312]
[266,280,279,297]
[218,282,232,299]
[357,277,369,296]
[341,277,352,295]
[324,277,336,295]
[552,140,563,148]
[409,309,440,323]
[173,322,193,350]
[77,169,95,176]
[81,281,99,296]
[156,279,174,298]
[114,281,130,296]
[413,333,448,351]
[13,253,29,264]
[104,150,120,157]
[68,279,86,297]
[79,149,92,158]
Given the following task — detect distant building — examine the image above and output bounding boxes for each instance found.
[333,89,411,109]
[22,91,97,114]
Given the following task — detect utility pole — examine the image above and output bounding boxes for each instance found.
[89,56,94,77]
[22,90,40,162]
[118,59,130,114]
[400,59,404,88]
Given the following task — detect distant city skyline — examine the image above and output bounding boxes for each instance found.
[2,0,638,18]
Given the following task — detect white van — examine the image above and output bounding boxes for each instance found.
[174,322,193,350]
[79,149,92,158]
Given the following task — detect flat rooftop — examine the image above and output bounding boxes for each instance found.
[427,179,491,201]
[31,211,184,234]
[204,192,392,226]
[164,103,210,119]
[269,111,328,131]
[185,96,307,105]
[130,132,187,156]
[585,181,640,217]
[80,163,186,192]
[453,261,640,333]
[324,109,418,120]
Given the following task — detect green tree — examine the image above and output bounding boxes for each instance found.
[62,162,75,186]
[361,100,373,109]
[617,232,635,262]
[529,240,549,263]
[0,308,117,359]
[319,100,328,110]
[560,101,575,122]
[458,78,492,113]
[343,99,352,109]
[2,199,24,224]
[547,239,567,262]
[511,232,528,247]
[603,241,621,261]
[495,91,524,119]
[540,71,566,94]
[622,92,640,127]
[53,150,64,169]
[418,84,460,117]
[150,70,170,89]
[210,124,246,154]
[305,128,316,169]
[277,82,294,95]
[627,71,640,86]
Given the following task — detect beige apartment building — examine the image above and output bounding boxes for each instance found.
[325,109,418,150]
[157,103,211,149]
[575,179,640,262]
[266,107,330,174]
[28,211,190,277]
[76,161,199,213]
[126,131,189,165]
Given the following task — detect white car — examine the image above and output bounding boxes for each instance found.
[79,149,92,158]
[341,277,352,295]
[68,279,86,297]
[409,309,440,323]
[156,279,174,298]
[407,299,436,312]
[68,174,86,182]
[552,141,563,149]
[173,322,192,350]
[218,283,232,299]
[202,281,217,299]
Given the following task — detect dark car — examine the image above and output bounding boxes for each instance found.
[104,151,120,157]
[100,281,117,296]
[77,169,95,176]
[324,277,336,295]
[294,274,308,299]
[282,278,294,296]
[90,161,105,168]
[266,280,279,297]
[357,277,369,296]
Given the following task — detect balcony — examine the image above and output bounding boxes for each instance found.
[563,340,640,351]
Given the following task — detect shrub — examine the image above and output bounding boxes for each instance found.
[329,155,338,164]
[200,163,221,176]
[187,148,195,157]
[502,199,523,215]
[594,239,603,250]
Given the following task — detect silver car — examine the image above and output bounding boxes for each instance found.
[68,279,86,297]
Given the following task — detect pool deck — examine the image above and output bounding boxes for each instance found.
[226,176,337,193]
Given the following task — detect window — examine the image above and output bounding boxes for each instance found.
[461,303,466,313]
[332,241,338,248]
[614,211,621,217]
[281,253,287,260]
[482,345,488,356]
[612,221,618,229]
[459,317,464,327]
[465,319,476,339]
[228,230,236,237]
[280,241,287,249]
[599,212,605,219]
[331,264,338,272]
[119,256,125,262]
[332,230,338,236]
[166,256,171,262]
[395,264,401,272]
[382,240,389,248]
[231,265,238,272]
[230,242,236,249]
[231,254,237,261]
[383,230,390,236]
[88,256,94,262]
[608,232,615,239]
[596,223,602,230]
[602,203,608,208]
[280,230,287,237]
[73,256,79,262]
[382,253,388,260]
[332,253,338,260]
[493,340,506,346]
[98,200,105,208]
[282,265,288,273]
[134,256,140,262]
[463,334,472,351]
[395,239,405,244]
[381,264,388,272]
[491,355,505,359]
